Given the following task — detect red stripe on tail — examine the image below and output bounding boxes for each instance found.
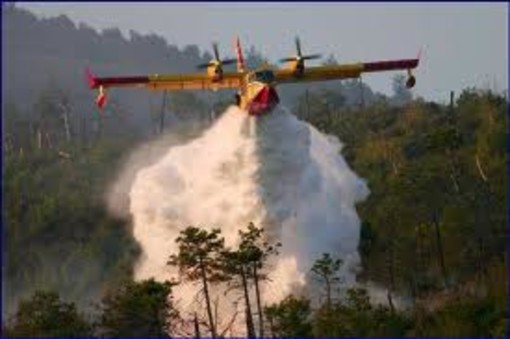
[235,36,245,72]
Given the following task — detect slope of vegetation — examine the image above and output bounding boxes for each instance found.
[3,136,141,314]
[302,86,507,298]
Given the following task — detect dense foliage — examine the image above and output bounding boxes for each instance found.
[301,87,507,296]
[2,291,92,337]
[3,136,141,314]
[97,279,177,337]
[297,86,508,337]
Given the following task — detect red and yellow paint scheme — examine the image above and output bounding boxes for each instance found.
[86,37,420,116]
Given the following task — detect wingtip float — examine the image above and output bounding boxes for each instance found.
[85,37,421,115]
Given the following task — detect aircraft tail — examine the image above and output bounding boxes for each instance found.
[234,36,245,72]
[84,67,106,109]
[85,67,97,88]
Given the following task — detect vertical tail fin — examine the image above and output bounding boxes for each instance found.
[85,67,97,88]
[234,36,245,73]
[84,67,106,109]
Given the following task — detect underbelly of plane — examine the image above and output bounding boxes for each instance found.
[243,82,280,116]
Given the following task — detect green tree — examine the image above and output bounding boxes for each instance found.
[313,287,411,337]
[264,295,312,337]
[411,296,503,337]
[97,279,177,337]
[313,302,348,337]
[4,290,92,337]
[220,249,256,338]
[310,252,343,337]
[168,227,225,338]
[344,287,373,332]
[3,138,139,316]
[311,252,343,308]
[220,222,281,338]
[370,304,412,336]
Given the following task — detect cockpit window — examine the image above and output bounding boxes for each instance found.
[254,70,275,83]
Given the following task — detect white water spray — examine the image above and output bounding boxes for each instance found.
[127,106,369,334]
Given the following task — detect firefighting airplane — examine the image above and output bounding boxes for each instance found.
[86,37,420,116]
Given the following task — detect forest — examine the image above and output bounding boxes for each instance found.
[2,4,508,338]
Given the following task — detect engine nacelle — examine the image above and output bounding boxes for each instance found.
[294,60,305,76]
[207,63,223,82]
[287,59,305,76]
[197,43,236,81]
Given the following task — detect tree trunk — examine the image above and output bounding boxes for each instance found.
[324,276,332,310]
[45,132,52,149]
[194,312,201,339]
[477,236,488,282]
[63,109,71,142]
[305,89,310,120]
[37,129,42,149]
[80,110,88,145]
[253,263,264,338]
[4,133,13,155]
[359,77,365,109]
[432,215,448,288]
[241,266,255,338]
[475,154,488,182]
[95,112,103,140]
[387,290,395,313]
[160,91,167,134]
[59,103,72,142]
[388,240,396,292]
[199,258,216,338]
[414,226,424,298]
[326,105,332,126]
[268,314,276,339]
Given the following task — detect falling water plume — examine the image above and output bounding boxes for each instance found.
[126,106,369,335]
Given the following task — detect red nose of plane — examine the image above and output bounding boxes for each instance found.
[247,85,279,116]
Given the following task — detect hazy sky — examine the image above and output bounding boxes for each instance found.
[17,2,509,101]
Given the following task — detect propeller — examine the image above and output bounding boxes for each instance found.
[279,37,322,63]
[197,42,236,69]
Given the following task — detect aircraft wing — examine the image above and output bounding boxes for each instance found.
[86,70,243,91]
[273,58,419,84]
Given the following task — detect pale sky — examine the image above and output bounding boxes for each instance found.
[16,2,509,101]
